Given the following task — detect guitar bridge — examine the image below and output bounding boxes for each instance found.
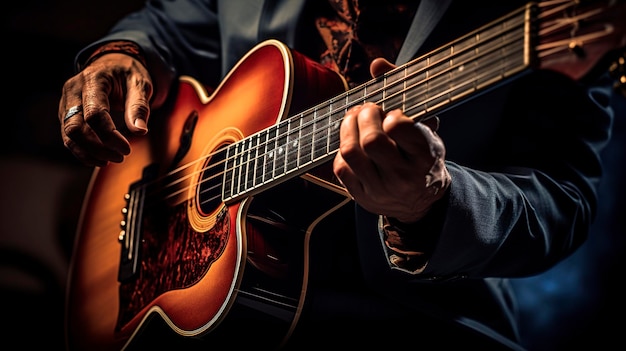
[118,164,158,282]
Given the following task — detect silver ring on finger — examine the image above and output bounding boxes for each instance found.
[64,105,83,121]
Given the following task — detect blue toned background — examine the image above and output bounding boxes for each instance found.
[1,1,624,350]
[511,92,626,350]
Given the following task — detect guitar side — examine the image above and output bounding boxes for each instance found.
[64,40,348,350]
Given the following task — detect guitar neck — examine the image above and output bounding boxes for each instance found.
[221,5,532,203]
[222,0,626,203]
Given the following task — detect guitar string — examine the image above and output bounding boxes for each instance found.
[203,3,602,205]
[211,3,608,203]
[141,12,529,206]
[187,48,527,210]
[147,19,529,208]
[134,3,599,209]
[217,3,611,204]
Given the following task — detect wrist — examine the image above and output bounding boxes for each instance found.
[382,186,450,256]
[79,41,147,70]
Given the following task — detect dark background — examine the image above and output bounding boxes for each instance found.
[1,1,624,350]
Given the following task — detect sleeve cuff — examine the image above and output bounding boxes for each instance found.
[378,188,449,274]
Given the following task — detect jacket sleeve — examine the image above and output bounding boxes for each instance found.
[373,70,615,281]
[74,0,222,108]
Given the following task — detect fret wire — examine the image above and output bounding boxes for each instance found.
[264,125,277,184]
[270,123,278,181]
[253,132,263,188]
[227,142,239,197]
[235,141,244,195]
[383,66,403,112]
[251,132,261,188]
[275,120,289,178]
[239,137,248,193]
[382,72,387,111]
[261,128,270,184]
[300,110,314,167]
[261,130,269,185]
[245,136,256,191]
[312,99,329,160]
[299,114,308,169]
[222,143,235,199]
[282,119,291,176]
[328,109,342,154]
[285,117,301,174]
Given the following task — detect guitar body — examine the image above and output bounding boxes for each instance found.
[65,40,349,350]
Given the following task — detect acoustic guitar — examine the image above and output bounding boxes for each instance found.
[65,1,626,349]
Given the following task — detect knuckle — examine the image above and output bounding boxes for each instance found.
[136,76,154,97]
[339,141,361,161]
[131,102,150,117]
[62,74,83,93]
[361,131,385,151]
[63,122,82,138]
[82,107,109,128]
[360,102,381,114]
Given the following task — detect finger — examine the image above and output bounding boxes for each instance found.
[62,105,83,123]
[335,106,367,195]
[339,105,383,178]
[82,76,131,157]
[339,104,396,196]
[332,152,358,199]
[60,77,114,165]
[370,57,396,78]
[357,106,407,169]
[59,77,84,125]
[384,110,445,167]
[63,116,125,166]
[124,73,153,135]
[60,84,126,165]
[63,135,114,167]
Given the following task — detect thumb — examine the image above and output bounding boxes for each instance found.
[125,85,152,135]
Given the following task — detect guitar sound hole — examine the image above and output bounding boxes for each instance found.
[197,146,228,215]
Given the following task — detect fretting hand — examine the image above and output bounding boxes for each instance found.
[333,59,451,223]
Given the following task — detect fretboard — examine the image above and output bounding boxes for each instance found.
[222,4,533,203]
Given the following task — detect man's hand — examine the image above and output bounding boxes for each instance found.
[333,58,450,223]
[58,53,153,167]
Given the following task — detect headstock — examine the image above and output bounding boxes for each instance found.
[535,0,626,95]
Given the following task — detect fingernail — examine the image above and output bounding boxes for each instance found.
[134,118,148,132]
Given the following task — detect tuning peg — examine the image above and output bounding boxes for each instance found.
[569,41,586,58]
[609,55,626,97]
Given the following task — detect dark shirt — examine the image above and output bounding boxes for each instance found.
[315,0,419,86]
